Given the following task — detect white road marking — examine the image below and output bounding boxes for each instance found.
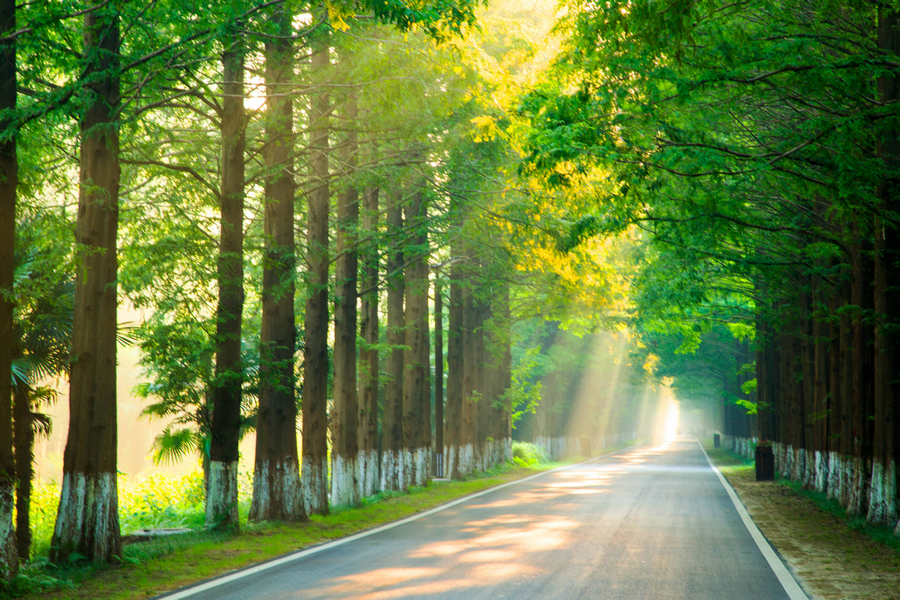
[697,440,809,600]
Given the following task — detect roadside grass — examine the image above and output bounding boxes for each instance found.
[697,437,754,473]
[9,455,577,600]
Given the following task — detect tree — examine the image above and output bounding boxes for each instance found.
[331,87,361,507]
[302,26,331,515]
[250,3,305,523]
[382,190,405,491]
[402,184,430,487]
[206,27,246,531]
[358,184,380,496]
[51,4,122,563]
[0,0,16,578]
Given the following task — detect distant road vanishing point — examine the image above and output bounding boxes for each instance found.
[160,439,808,600]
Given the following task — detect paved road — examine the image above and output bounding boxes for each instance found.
[167,438,798,599]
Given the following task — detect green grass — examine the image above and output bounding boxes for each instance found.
[697,437,755,472]
[8,447,577,600]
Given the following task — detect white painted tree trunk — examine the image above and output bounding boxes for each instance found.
[359,449,379,497]
[51,472,120,562]
[206,461,239,528]
[414,447,429,486]
[301,456,329,515]
[249,460,303,522]
[380,449,402,492]
[331,452,361,507]
[866,459,898,525]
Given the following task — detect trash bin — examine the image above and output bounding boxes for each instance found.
[713,433,720,448]
[756,444,774,481]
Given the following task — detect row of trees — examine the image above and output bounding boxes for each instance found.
[520,0,900,536]
[0,0,504,576]
[3,0,653,578]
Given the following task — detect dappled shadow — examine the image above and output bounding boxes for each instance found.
[297,447,677,599]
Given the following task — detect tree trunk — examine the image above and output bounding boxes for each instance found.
[850,224,875,515]
[331,93,360,507]
[381,191,405,491]
[434,275,444,477]
[51,7,122,563]
[207,36,245,531]
[870,4,900,526]
[0,0,16,577]
[12,385,30,563]
[446,211,465,480]
[358,186,380,496]
[402,188,430,488]
[499,283,512,462]
[301,36,331,516]
[461,277,477,474]
[250,5,305,523]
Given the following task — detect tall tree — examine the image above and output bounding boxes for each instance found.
[358,185,380,496]
[207,30,246,530]
[332,90,361,507]
[434,274,444,477]
[51,4,122,563]
[446,204,465,480]
[0,0,15,578]
[302,30,331,515]
[249,4,305,523]
[381,190,405,491]
[402,185,430,487]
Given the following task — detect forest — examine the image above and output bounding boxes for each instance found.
[0,0,899,590]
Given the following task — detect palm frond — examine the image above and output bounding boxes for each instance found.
[151,426,201,466]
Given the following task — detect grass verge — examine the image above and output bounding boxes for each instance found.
[700,438,900,599]
[11,459,575,600]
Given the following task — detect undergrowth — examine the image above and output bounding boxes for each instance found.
[28,468,255,561]
[511,441,550,467]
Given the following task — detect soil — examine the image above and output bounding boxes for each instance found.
[721,466,900,600]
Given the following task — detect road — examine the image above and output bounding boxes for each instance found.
[164,438,804,600]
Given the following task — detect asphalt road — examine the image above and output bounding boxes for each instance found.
[166,438,800,600]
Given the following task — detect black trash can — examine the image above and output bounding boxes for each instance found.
[713,433,720,448]
[756,444,774,481]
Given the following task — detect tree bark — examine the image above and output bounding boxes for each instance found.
[331,93,360,507]
[250,5,305,523]
[434,275,444,477]
[51,6,122,563]
[461,276,477,474]
[358,186,380,496]
[402,188,430,488]
[870,4,900,526]
[0,0,16,577]
[446,209,465,480]
[207,34,245,531]
[381,191,405,491]
[301,35,331,516]
[12,385,29,563]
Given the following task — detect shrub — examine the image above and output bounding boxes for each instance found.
[511,441,549,467]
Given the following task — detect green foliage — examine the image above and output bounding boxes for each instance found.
[511,441,549,467]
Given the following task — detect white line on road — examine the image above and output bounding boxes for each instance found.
[159,445,637,599]
[697,440,809,600]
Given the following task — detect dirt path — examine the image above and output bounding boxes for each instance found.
[721,466,900,600]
